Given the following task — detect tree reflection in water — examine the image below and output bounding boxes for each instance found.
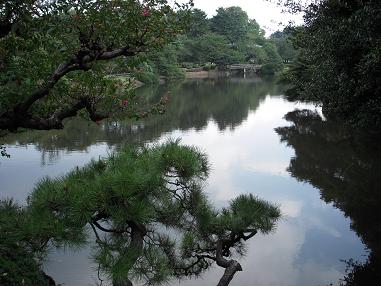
[276,109,381,286]
[2,77,279,165]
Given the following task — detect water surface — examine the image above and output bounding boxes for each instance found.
[1,77,377,286]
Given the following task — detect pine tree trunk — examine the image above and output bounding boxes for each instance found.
[215,240,243,286]
[217,260,242,286]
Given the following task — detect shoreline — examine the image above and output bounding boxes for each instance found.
[185,70,230,79]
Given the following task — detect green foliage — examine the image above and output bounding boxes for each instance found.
[270,29,298,63]
[132,62,160,84]
[0,200,50,286]
[0,0,192,131]
[148,44,185,80]
[184,8,209,38]
[284,0,381,130]
[129,42,186,84]
[203,63,217,71]
[174,6,288,72]
[211,7,249,45]
[189,33,243,67]
[247,19,266,45]
[1,140,280,285]
[260,43,284,74]
[219,194,280,234]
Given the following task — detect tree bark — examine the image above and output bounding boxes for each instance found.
[112,222,146,286]
[215,240,243,286]
[217,260,242,286]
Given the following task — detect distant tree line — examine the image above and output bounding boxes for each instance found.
[132,7,297,81]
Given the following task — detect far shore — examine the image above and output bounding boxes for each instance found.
[185,70,230,79]
[119,70,264,89]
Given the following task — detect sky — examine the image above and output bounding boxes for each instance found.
[178,0,304,36]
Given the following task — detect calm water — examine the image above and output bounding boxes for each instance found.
[1,77,379,286]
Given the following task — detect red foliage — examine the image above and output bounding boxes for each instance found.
[141,8,151,17]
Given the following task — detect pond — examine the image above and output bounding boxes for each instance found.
[1,76,379,286]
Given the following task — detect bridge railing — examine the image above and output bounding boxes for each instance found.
[228,64,261,71]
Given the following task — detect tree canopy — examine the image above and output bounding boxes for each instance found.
[175,6,292,73]
[184,8,209,38]
[211,7,249,45]
[283,0,381,130]
[0,0,192,132]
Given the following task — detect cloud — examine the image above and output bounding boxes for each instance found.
[280,200,303,218]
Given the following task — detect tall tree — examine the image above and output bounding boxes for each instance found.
[192,33,243,67]
[260,42,284,74]
[185,8,209,38]
[211,7,249,45]
[284,0,381,130]
[270,29,297,63]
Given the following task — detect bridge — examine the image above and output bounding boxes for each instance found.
[228,64,262,74]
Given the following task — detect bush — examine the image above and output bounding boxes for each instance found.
[159,63,185,80]
[132,62,159,84]
[180,62,196,69]
[203,63,217,71]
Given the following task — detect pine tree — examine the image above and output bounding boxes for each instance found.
[2,140,281,286]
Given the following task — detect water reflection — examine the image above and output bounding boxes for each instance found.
[2,77,281,165]
[276,109,381,285]
[0,78,371,286]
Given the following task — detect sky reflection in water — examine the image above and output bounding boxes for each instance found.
[0,77,367,286]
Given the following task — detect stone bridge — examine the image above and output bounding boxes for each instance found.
[228,64,262,74]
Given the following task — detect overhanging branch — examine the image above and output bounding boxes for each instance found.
[1,43,144,131]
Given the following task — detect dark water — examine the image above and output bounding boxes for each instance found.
[1,77,379,286]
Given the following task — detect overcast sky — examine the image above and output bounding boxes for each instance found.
[178,0,304,36]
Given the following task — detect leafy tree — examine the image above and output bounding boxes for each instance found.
[148,43,185,80]
[211,7,249,45]
[6,140,280,286]
[185,8,210,38]
[247,19,266,45]
[261,42,284,74]
[164,5,286,71]
[284,0,381,130]
[0,0,192,132]
[270,29,297,63]
[236,19,268,63]
[175,5,285,71]
[191,33,243,68]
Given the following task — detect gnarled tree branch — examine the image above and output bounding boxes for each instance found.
[1,44,144,131]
